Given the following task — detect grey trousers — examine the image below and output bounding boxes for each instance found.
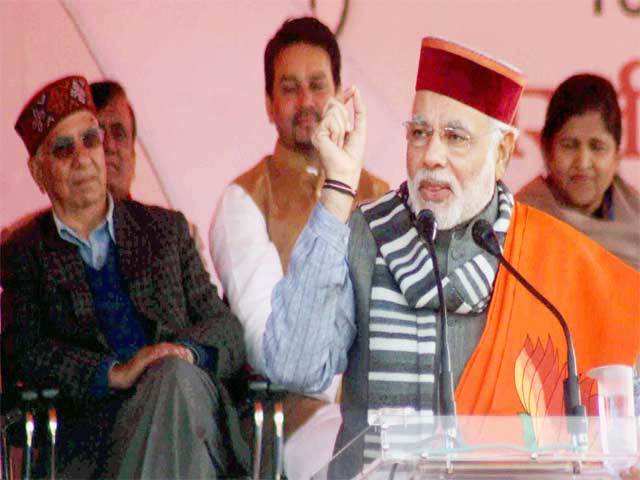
[61,357,243,479]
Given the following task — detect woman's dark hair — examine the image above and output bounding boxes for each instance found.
[541,74,621,153]
[264,17,341,98]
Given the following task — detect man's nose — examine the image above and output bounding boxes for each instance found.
[72,145,94,169]
[72,136,101,168]
[297,87,314,108]
[420,133,447,169]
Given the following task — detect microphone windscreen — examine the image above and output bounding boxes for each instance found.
[472,220,501,256]
[417,209,437,242]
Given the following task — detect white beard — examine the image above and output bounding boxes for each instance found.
[407,151,497,230]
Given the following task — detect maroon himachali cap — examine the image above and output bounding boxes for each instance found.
[15,75,96,156]
[416,37,526,125]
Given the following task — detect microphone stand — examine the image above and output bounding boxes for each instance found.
[24,412,34,480]
[424,241,458,454]
[42,388,59,480]
[273,402,284,480]
[417,211,458,461]
[252,402,263,480]
[21,390,38,480]
[47,408,57,480]
[472,220,588,463]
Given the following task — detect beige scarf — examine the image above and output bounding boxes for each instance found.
[516,175,640,270]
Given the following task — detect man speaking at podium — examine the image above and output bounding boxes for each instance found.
[263,37,640,473]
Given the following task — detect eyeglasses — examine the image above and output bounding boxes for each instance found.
[50,128,104,160]
[404,120,478,155]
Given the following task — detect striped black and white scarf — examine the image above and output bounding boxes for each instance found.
[359,181,514,461]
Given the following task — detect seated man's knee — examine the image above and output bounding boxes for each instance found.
[141,356,201,388]
[142,356,213,397]
[148,355,194,378]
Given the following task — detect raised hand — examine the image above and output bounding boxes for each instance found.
[312,86,367,222]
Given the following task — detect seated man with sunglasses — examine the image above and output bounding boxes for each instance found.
[1,76,249,479]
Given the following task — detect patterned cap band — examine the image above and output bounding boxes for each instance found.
[415,37,525,125]
[15,76,96,156]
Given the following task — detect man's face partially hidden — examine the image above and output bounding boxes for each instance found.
[266,42,337,153]
[97,93,136,199]
[406,90,506,230]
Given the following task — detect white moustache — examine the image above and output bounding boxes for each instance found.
[411,169,459,194]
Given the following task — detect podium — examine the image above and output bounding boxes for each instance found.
[311,413,639,479]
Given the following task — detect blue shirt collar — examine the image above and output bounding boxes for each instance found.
[52,194,116,246]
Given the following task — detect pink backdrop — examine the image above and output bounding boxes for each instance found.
[2,0,638,279]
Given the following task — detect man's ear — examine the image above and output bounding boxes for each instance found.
[495,130,516,180]
[265,93,275,124]
[28,155,46,194]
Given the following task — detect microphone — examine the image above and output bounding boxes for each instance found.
[472,219,588,445]
[416,210,437,244]
[416,210,457,433]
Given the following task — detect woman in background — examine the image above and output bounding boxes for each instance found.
[517,73,640,270]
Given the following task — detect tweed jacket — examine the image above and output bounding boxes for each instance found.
[1,199,246,408]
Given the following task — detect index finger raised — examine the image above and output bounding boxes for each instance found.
[351,86,366,133]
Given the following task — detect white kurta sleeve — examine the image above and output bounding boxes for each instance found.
[210,184,283,375]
